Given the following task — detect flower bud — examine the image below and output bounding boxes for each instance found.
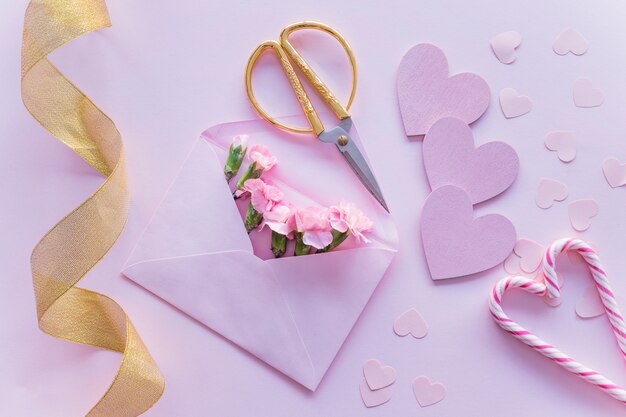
[244,202,263,233]
[271,231,288,258]
[294,232,311,256]
[224,135,248,182]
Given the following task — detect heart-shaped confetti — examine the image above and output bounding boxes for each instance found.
[535,178,568,209]
[491,31,522,64]
[360,379,392,408]
[602,157,626,188]
[499,87,532,118]
[421,185,516,280]
[576,284,606,319]
[393,309,428,339]
[553,28,589,56]
[504,252,523,275]
[397,43,490,136]
[423,117,519,204]
[412,376,446,407]
[514,239,544,273]
[568,199,599,231]
[545,131,576,163]
[573,78,604,108]
[363,359,397,390]
[491,239,626,404]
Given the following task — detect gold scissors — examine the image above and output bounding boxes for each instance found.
[245,21,389,212]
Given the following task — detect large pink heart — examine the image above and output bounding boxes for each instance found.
[397,43,491,136]
[421,185,516,280]
[423,117,519,204]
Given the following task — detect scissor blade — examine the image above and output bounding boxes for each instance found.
[338,142,390,213]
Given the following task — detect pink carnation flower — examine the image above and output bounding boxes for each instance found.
[242,178,283,214]
[295,206,333,249]
[329,202,373,243]
[262,203,296,238]
[248,144,278,171]
[232,134,248,149]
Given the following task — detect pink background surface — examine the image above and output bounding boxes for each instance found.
[3,1,626,416]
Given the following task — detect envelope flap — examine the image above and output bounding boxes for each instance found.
[267,246,396,388]
[126,139,252,267]
[123,250,316,387]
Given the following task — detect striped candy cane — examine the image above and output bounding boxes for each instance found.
[489,238,626,404]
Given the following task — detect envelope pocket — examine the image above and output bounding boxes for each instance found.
[124,250,316,388]
[123,118,398,390]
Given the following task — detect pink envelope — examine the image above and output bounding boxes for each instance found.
[122,117,398,390]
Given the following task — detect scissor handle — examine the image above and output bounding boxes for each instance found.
[280,21,356,121]
[244,21,357,135]
[246,40,324,135]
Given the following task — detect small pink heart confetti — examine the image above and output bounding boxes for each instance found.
[499,87,532,118]
[514,238,544,273]
[491,31,522,64]
[576,284,605,319]
[360,379,392,408]
[573,78,604,108]
[568,199,599,231]
[412,376,446,407]
[504,252,523,275]
[363,359,397,390]
[602,157,626,188]
[553,28,589,56]
[535,178,568,209]
[545,131,576,163]
[393,309,428,338]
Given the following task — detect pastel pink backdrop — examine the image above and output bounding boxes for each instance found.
[2,1,626,416]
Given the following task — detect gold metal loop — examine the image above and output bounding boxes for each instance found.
[246,41,321,135]
[244,21,358,135]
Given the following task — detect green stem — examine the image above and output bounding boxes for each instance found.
[294,232,311,256]
[224,144,247,182]
[244,202,263,233]
[235,161,263,190]
[271,231,288,258]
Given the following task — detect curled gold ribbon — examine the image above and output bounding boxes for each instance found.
[21,1,165,415]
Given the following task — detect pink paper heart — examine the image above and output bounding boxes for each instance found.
[421,185,516,280]
[499,87,532,118]
[602,157,626,188]
[576,284,605,319]
[360,379,392,408]
[423,117,519,204]
[568,199,599,231]
[363,359,397,390]
[573,78,604,108]
[491,31,522,64]
[535,178,568,209]
[397,43,490,136]
[545,131,576,162]
[553,28,588,56]
[514,238,544,273]
[412,376,446,407]
[393,308,428,338]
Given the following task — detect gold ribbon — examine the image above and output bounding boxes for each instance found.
[21,1,165,415]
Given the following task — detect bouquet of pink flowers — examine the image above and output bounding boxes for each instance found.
[223,136,373,257]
